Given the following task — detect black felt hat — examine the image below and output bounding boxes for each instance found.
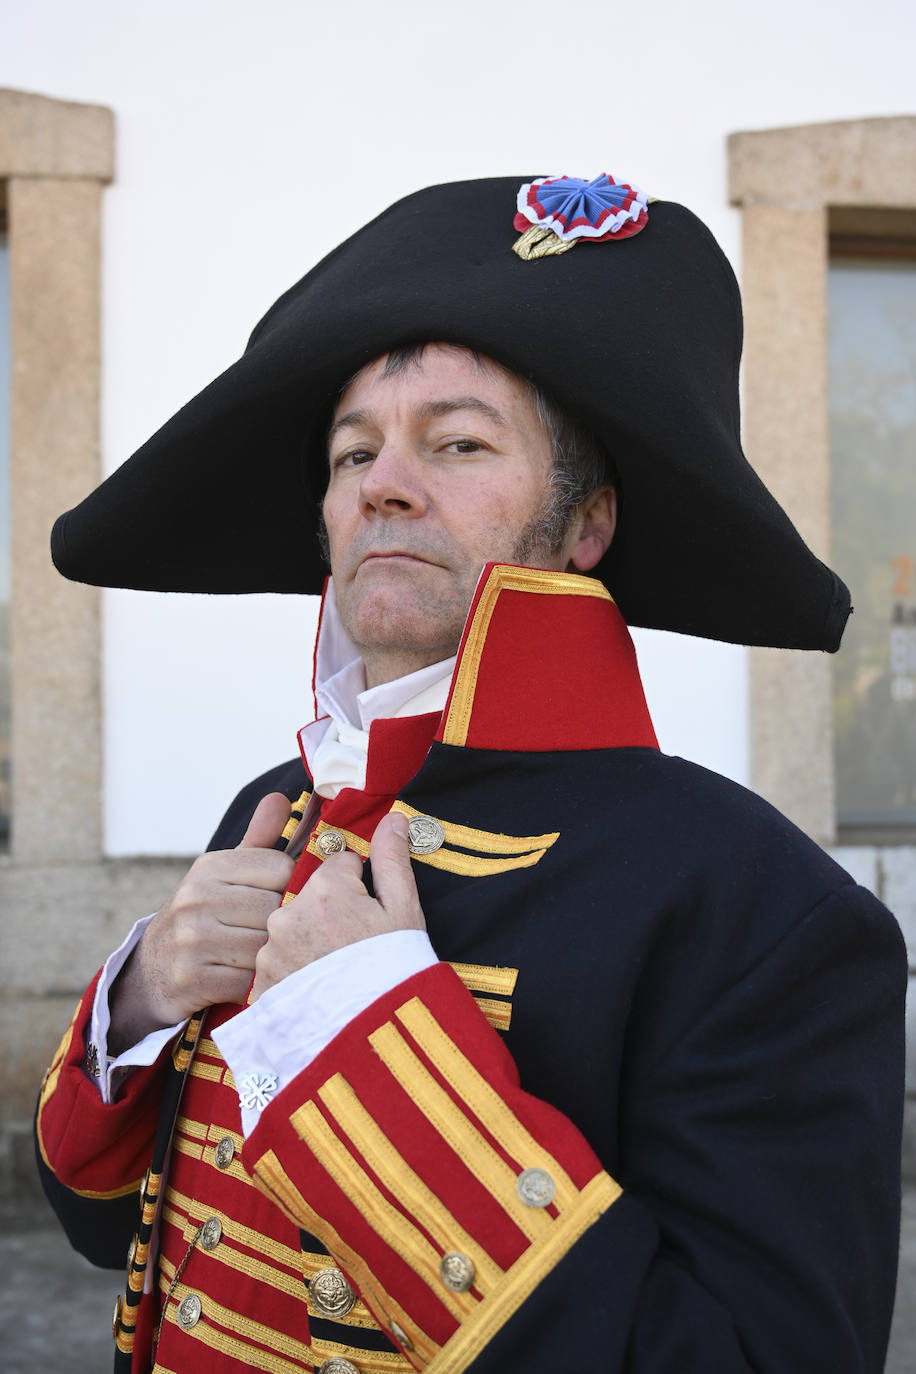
[50,175,850,650]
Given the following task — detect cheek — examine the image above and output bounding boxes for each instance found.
[320,492,352,560]
[455,476,546,545]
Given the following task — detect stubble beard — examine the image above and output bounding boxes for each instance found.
[510,476,575,569]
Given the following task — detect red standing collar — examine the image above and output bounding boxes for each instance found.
[436,564,658,753]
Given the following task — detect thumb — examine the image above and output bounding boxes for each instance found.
[238,792,293,850]
[369,812,424,925]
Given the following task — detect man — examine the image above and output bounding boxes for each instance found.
[36,175,905,1373]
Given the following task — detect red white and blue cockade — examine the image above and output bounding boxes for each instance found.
[514,174,649,243]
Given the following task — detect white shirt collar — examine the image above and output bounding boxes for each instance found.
[300,578,456,796]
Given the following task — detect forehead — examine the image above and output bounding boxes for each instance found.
[332,344,537,420]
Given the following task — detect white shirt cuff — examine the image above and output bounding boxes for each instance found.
[88,914,187,1103]
[212,929,438,1136]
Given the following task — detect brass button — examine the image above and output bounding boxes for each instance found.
[177,1293,202,1329]
[517,1166,556,1208]
[310,1265,356,1318]
[112,1294,123,1338]
[317,1360,360,1374]
[407,815,445,855]
[389,1320,413,1350]
[126,1234,138,1269]
[213,1136,235,1169]
[140,1167,152,1199]
[316,829,347,857]
[200,1216,223,1251]
[440,1251,475,1292]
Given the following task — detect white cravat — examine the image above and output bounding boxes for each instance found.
[302,581,456,798]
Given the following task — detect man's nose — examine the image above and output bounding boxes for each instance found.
[358,444,428,518]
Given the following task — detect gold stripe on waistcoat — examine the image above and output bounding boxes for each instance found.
[171,1121,251,1188]
[187,1057,236,1088]
[194,1036,228,1060]
[318,1073,503,1292]
[369,1023,548,1244]
[252,1149,439,1365]
[159,1281,315,1372]
[161,1202,307,1304]
[175,1116,243,1153]
[164,1183,302,1272]
[309,1335,413,1372]
[161,1184,378,1329]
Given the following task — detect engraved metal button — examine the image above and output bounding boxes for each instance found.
[317,1360,360,1374]
[517,1166,556,1208]
[407,815,445,855]
[177,1293,202,1329]
[389,1320,413,1350]
[213,1136,235,1169]
[440,1251,475,1292]
[310,1266,356,1318]
[140,1166,152,1198]
[316,828,347,857]
[200,1216,223,1251]
[112,1294,123,1338]
[126,1233,138,1269]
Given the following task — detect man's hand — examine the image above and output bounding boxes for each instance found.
[250,812,426,1002]
[108,793,294,1053]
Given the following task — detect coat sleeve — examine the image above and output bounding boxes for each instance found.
[30,758,305,1270]
[34,972,174,1269]
[241,883,906,1374]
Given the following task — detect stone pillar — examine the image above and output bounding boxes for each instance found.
[9,175,104,860]
[740,203,835,844]
[0,88,115,1193]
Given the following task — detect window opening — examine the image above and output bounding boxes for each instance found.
[829,253,916,837]
[0,204,10,851]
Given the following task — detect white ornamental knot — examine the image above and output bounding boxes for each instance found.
[238,1071,279,1111]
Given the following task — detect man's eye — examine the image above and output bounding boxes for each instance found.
[335,448,374,469]
[448,439,483,454]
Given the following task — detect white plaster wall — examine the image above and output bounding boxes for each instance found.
[2,0,914,854]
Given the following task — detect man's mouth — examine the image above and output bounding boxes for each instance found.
[359,551,435,567]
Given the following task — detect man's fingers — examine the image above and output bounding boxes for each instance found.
[239,792,293,851]
[369,812,423,924]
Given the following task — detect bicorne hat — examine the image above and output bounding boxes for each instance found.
[50,174,850,650]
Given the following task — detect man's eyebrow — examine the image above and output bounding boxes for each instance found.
[327,396,509,446]
[327,407,372,445]
[415,397,510,427]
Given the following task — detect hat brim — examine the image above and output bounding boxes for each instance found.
[51,178,849,651]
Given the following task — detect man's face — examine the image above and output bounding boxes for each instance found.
[323,344,577,687]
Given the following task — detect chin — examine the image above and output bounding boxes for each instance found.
[348,593,463,663]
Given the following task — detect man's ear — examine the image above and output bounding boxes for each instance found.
[566,485,617,573]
